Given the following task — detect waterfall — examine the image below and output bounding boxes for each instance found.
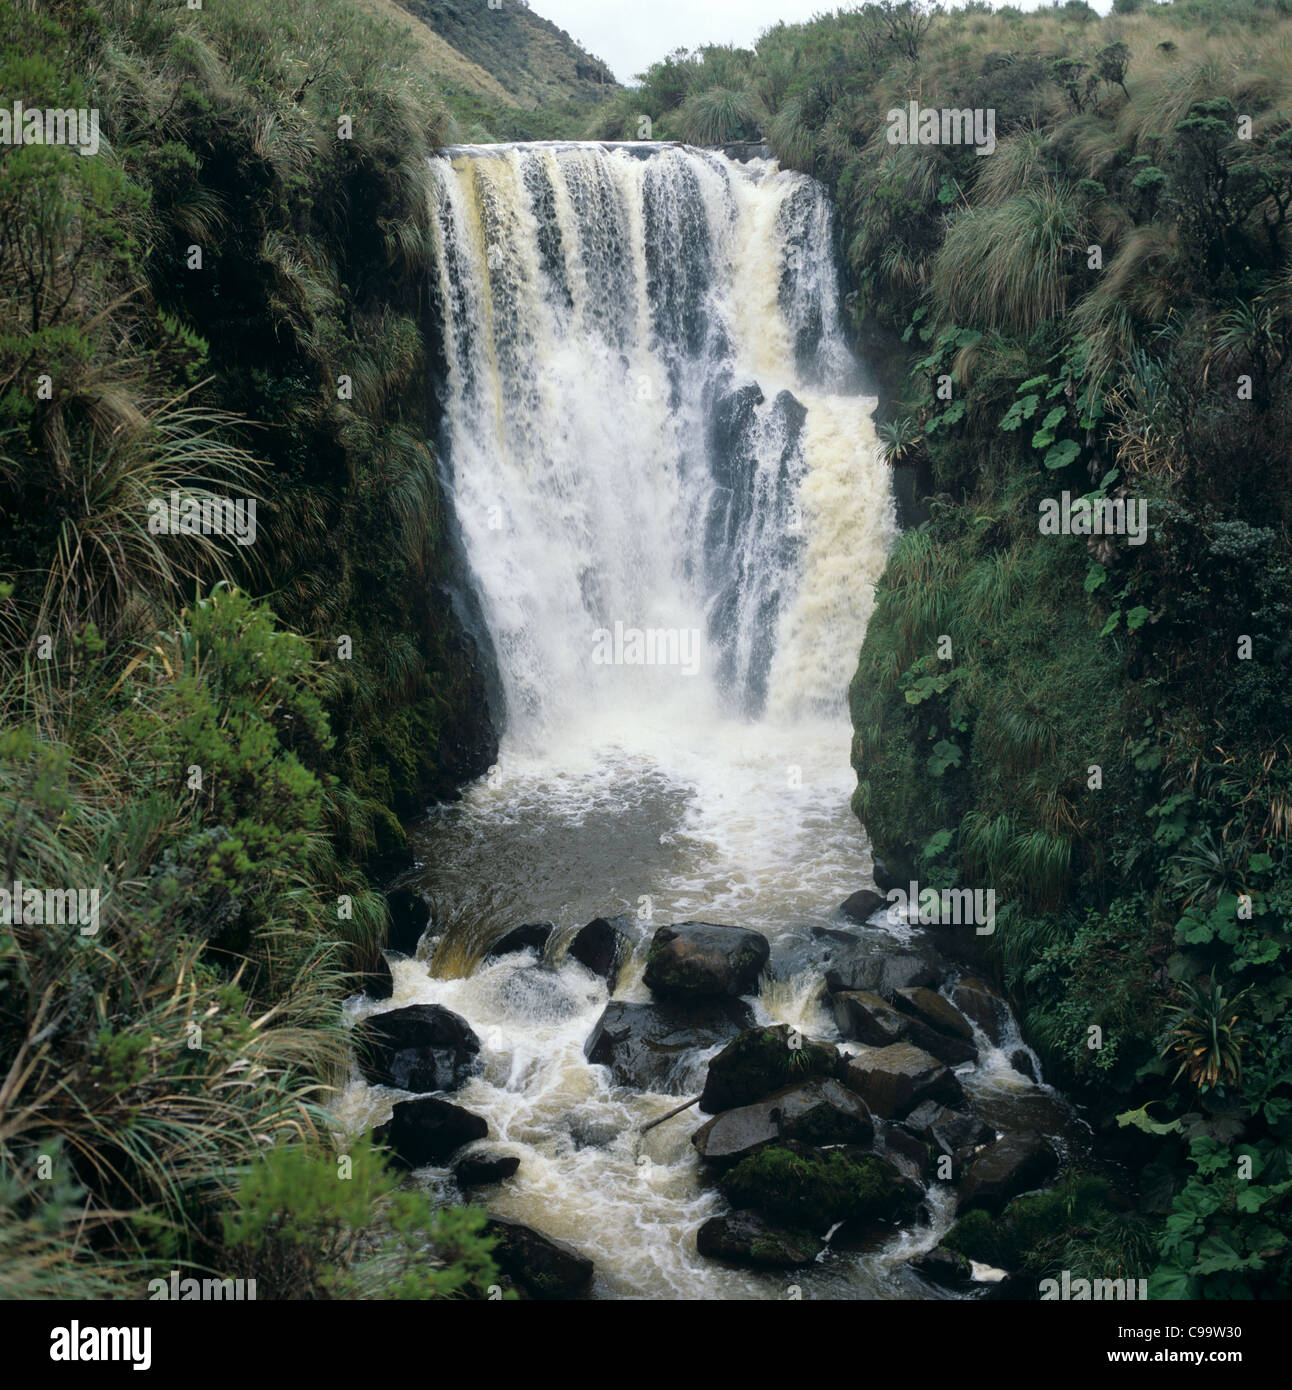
[427,142,896,740]
[335,143,918,1301]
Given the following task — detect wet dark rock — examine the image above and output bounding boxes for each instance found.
[698,1024,839,1114]
[691,1078,873,1164]
[364,951,394,1001]
[833,990,977,1067]
[643,922,769,1000]
[584,998,753,1093]
[385,887,430,955]
[958,1131,1060,1215]
[722,1141,920,1232]
[567,915,632,991]
[1010,1049,1038,1083]
[841,1042,965,1119]
[354,1004,480,1093]
[485,1215,594,1299]
[952,975,1007,1044]
[901,1102,995,1166]
[892,987,976,1043]
[878,1124,933,1183]
[374,1096,487,1169]
[825,948,938,998]
[486,922,553,960]
[838,888,887,924]
[453,1149,520,1188]
[910,1244,975,1290]
[696,1211,819,1268]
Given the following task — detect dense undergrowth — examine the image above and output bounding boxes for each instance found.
[592,1,1292,1298]
[0,0,502,1297]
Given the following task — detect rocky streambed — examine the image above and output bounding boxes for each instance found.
[341,875,1086,1300]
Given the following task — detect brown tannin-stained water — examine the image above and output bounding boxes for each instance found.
[333,143,1083,1299]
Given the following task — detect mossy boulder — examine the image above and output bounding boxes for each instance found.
[697,1211,820,1268]
[720,1142,921,1232]
[698,1025,839,1114]
[840,1041,964,1118]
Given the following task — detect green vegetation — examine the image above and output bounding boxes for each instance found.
[0,0,501,1297]
[600,0,1292,1298]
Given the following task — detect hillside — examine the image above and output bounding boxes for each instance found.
[392,0,614,109]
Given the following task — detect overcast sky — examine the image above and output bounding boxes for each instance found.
[535,0,1115,85]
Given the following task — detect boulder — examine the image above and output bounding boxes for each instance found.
[364,951,394,1001]
[902,1101,995,1164]
[375,1096,487,1169]
[453,1149,520,1188]
[841,1042,964,1119]
[958,1131,1060,1215]
[910,1244,975,1290]
[567,915,632,990]
[698,1025,839,1114]
[485,1216,593,1299]
[643,922,769,1000]
[385,887,430,955]
[831,990,909,1047]
[485,923,552,960]
[879,953,940,997]
[584,998,752,1093]
[952,975,1007,1044]
[892,987,976,1043]
[354,1004,480,1093]
[833,991,976,1067]
[824,949,937,998]
[721,1141,920,1232]
[696,1211,819,1268]
[691,1078,873,1163]
[878,1125,933,1184]
[838,889,887,924]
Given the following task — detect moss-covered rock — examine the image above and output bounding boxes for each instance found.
[720,1142,920,1231]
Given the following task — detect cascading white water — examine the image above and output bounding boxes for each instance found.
[333,143,1012,1299]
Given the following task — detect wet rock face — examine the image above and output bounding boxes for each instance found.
[485,922,553,960]
[952,975,1008,1044]
[365,951,394,1001]
[485,1216,594,1299]
[567,914,632,991]
[832,990,977,1067]
[910,1244,976,1290]
[643,922,770,1000]
[840,1041,965,1119]
[698,1025,840,1114]
[584,998,754,1093]
[691,1078,874,1164]
[697,1211,820,1268]
[354,1004,481,1093]
[957,1131,1060,1215]
[375,1095,487,1169]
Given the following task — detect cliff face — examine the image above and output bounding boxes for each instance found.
[385,0,615,108]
